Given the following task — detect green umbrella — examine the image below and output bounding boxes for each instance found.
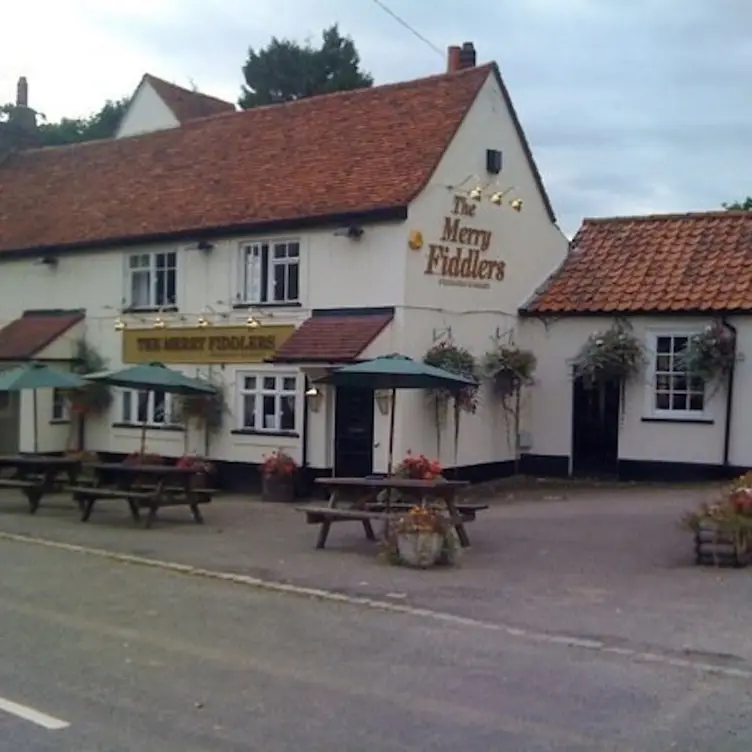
[0,363,89,453]
[318,354,477,475]
[86,362,218,453]
[85,362,217,395]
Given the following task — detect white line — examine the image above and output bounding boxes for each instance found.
[0,696,70,730]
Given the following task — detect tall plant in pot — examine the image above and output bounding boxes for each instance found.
[64,339,113,450]
[261,449,298,503]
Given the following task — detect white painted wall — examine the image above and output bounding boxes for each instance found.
[116,80,180,139]
[392,71,569,469]
[519,316,739,469]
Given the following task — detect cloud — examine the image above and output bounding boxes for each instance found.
[2,0,750,235]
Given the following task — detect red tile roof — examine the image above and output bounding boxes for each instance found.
[272,312,393,363]
[142,74,235,122]
[0,309,84,360]
[0,65,498,255]
[523,211,752,314]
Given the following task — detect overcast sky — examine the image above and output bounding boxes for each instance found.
[2,0,750,235]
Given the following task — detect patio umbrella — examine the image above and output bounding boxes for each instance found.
[0,363,89,453]
[318,354,477,474]
[86,362,217,453]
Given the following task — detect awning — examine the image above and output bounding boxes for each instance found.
[271,309,393,363]
[0,309,85,360]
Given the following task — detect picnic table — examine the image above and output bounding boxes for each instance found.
[0,454,81,513]
[298,476,481,550]
[65,462,215,528]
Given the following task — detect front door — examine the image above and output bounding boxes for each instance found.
[334,387,375,477]
[0,391,20,455]
[571,377,620,477]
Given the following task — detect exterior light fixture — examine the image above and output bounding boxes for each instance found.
[305,386,323,412]
[246,315,260,329]
[114,318,126,332]
[153,317,166,329]
[468,186,483,201]
[375,389,393,416]
[197,316,209,328]
[510,198,523,212]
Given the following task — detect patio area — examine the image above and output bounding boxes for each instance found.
[0,479,751,667]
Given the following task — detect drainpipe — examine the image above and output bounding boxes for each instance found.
[721,317,737,469]
[301,374,311,495]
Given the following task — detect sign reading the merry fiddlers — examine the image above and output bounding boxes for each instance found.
[424,194,505,289]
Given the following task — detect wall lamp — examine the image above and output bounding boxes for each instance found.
[333,225,364,240]
[305,386,323,412]
[375,389,393,416]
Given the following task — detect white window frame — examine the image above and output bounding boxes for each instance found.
[125,250,179,310]
[646,330,708,420]
[51,388,69,422]
[236,373,298,434]
[237,239,300,305]
[119,389,178,427]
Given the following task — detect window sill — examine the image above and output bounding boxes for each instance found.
[231,429,299,438]
[122,305,179,314]
[232,302,302,310]
[111,422,185,432]
[641,417,714,425]
[49,419,71,426]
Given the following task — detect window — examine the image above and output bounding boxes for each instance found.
[238,241,300,305]
[652,334,705,416]
[126,251,177,309]
[51,389,69,422]
[120,389,177,426]
[237,374,297,433]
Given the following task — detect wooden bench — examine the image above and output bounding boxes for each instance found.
[366,501,489,522]
[66,484,211,527]
[296,506,389,549]
[0,477,46,513]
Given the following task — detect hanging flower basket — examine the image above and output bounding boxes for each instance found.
[571,323,645,387]
[175,388,227,432]
[481,344,536,397]
[261,449,297,503]
[423,341,478,412]
[679,322,736,385]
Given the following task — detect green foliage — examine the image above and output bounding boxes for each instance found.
[723,197,752,211]
[679,322,736,385]
[481,344,536,397]
[176,385,228,433]
[239,24,373,108]
[67,339,112,415]
[424,341,478,413]
[1,98,129,147]
[571,322,645,386]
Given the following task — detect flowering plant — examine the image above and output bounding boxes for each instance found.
[683,473,752,535]
[571,323,645,386]
[679,322,736,384]
[176,455,215,475]
[423,341,478,413]
[481,344,537,397]
[394,451,443,480]
[261,449,297,478]
[393,506,447,535]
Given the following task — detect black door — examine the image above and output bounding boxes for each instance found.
[334,387,375,477]
[571,378,620,477]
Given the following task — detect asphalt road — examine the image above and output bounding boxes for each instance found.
[0,540,751,751]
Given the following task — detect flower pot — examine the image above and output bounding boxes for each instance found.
[396,530,443,568]
[262,473,296,503]
[694,519,750,568]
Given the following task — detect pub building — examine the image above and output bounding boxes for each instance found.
[0,43,571,491]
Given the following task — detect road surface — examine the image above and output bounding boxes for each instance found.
[0,538,750,751]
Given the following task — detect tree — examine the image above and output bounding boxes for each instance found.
[239,24,373,109]
[0,97,129,147]
[723,198,752,211]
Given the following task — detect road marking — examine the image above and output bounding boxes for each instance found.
[0,696,69,730]
[1,529,751,682]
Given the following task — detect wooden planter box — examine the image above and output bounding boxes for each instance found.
[262,474,296,503]
[695,519,750,568]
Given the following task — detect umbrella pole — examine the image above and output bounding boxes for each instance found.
[387,388,396,476]
[140,422,147,454]
[33,390,38,454]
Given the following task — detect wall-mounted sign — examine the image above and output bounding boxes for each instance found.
[122,325,296,365]
[422,194,506,289]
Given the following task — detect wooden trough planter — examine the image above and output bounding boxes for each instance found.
[694,519,751,568]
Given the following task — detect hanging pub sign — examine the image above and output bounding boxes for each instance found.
[121,325,295,365]
[416,194,506,289]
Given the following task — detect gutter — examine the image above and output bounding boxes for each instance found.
[722,317,737,468]
[301,374,311,494]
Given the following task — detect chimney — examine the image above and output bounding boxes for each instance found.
[458,42,476,69]
[16,77,28,107]
[447,45,462,73]
[0,76,40,157]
